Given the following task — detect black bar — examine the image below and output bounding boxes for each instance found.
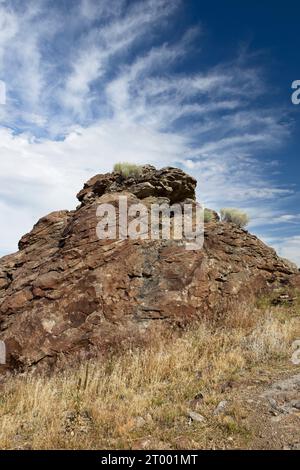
[0,450,298,466]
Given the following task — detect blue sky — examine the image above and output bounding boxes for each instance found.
[0,0,299,264]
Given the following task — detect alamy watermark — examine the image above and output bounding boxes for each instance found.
[96,195,204,250]
[0,80,6,105]
[291,80,300,105]
[0,340,6,365]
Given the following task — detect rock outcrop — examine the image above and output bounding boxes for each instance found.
[77,165,196,205]
[0,166,298,372]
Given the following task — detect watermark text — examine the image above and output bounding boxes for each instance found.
[0,80,6,105]
[96,196,204,250]
[291,80,300,105]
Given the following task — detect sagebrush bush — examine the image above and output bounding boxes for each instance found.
[220,208,249,228]
[113,162,143,178]
[204,208,213,223]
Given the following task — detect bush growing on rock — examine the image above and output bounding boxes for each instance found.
[204,208,213,223]
[113,162,143,178]
[220,208,249,228]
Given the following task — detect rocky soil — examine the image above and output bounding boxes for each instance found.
[220,368,300,450]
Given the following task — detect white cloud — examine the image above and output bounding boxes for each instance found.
[268,236,300,267]
[0,0,298,267]
[80,0,126,21]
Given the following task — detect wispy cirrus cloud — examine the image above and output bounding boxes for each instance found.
[0,0,298,264]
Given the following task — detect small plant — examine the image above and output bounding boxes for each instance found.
[204,209,213,223]
[220,208,249,228]
[113,162,143,178]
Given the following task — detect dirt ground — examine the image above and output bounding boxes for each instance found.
[221,364,300,450]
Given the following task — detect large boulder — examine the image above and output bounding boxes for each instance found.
[0,166,298,373]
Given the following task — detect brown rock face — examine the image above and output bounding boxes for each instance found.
[0,166,298,372]
[77,165,196,204]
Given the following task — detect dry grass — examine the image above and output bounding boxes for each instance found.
[220,208,249,228]
[113,162,143,178]
[0,304,299,450]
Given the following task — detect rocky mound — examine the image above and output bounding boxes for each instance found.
[0,166,298,372]
[77,165,196,204]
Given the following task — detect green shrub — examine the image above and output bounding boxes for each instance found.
[220,208,249,228]
[113,162,143,178]
[204,208,213,223]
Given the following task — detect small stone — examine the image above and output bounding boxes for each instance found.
[213,400,228,415]
[145,413,153,422]
[189,391,204,409]
[268,397,278,409]
[187,410,206,423]
[271,415,284,423]
[290,400,300,410]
